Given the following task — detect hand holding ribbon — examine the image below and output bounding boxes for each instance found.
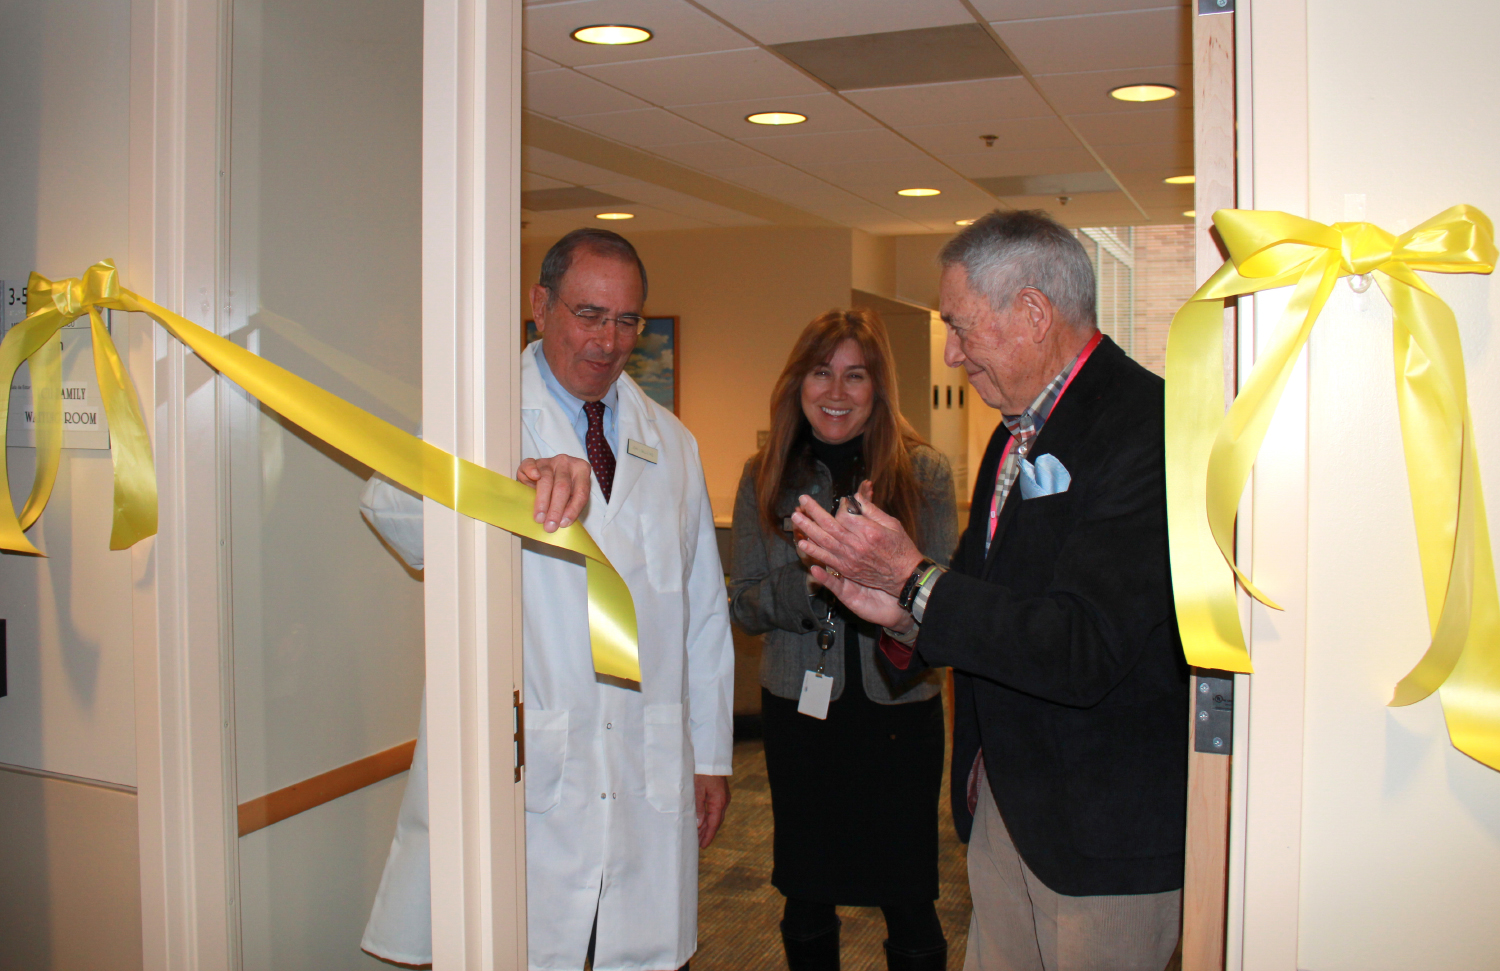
[0,260,641,683]
[1165,205,1500,769]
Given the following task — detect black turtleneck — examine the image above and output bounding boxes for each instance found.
[806,431,866,500]
[804,430,875,675]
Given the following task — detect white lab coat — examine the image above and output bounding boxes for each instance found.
[360,341,735,971]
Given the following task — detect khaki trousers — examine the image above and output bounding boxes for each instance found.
[963,780,1180,971]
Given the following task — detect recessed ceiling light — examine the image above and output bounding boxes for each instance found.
[596,212,634,220]
[897,188,941,197]
[572,25,652,45]
[746,111,807,126]
[1183,210,1196,218]
[1109,83,1178,103]
[955,219,975,226]
[1164,174,1195,185]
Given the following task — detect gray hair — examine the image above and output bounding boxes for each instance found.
[938,210,1095,329]
[539,227,649,301]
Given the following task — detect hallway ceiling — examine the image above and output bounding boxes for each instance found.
[520,0,1194,238]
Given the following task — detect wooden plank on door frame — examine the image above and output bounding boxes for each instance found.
[1182,7,1237,971]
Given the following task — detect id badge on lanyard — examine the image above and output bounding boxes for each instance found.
[798,618,836,719]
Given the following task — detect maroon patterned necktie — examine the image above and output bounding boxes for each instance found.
[583,400,615,502]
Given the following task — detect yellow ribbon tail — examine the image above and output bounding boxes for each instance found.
[87,307,158,550]
[1165,289,1255,674]
[21,329,63,532]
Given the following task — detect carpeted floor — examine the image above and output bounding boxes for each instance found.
[693,734,972,971]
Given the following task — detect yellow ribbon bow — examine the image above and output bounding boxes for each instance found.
[0,260,640,682]
[1166,204,1500,769]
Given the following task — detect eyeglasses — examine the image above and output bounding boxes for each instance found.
[550,293,645,335]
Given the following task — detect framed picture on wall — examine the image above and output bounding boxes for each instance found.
[524,316,678,415]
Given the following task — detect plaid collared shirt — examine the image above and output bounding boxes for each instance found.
[984,343,1091,552]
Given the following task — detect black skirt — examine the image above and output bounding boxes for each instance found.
[760,633,945,906]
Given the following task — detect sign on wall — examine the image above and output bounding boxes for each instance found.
[1,280,112,450]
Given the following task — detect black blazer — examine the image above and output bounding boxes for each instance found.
[914,336,1189,897]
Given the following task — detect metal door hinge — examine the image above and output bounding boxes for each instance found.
[1194,674,1234,754]
[513,690,525,782]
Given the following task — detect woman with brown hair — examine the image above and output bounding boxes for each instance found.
[730,309,957,971]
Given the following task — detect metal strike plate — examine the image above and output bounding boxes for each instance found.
[1198,0,1234,13]
[514,690,525,782]
[1194,675,1234,754]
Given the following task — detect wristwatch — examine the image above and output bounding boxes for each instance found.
[897,558,937,613]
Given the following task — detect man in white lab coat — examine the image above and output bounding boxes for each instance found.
[360,228,735,971]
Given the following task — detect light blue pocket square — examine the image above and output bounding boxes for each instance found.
[1019,453,1071,499]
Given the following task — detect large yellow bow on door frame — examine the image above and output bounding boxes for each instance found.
[0,260,641,683]
[1166,205,1500,769]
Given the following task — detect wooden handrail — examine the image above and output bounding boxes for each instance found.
[238,739,417,837]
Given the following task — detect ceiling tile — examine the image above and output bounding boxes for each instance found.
[1069,107,1190,147]
[711,164,889,215]
[714,163,836,198]
[524,69,650,117]
[524,146,630,185]
[671,92,878,139]
[524,50,562,72]
[994,7,1190,75]
[1093,140,1193,173]
[579,48,824,107]
[521,171,573,191]
[843,77,1051,129]
[692,0,973,45]
[590,180,771,226]
[1033,65,1192,115]
[523,0,750,67]
[896,116,1083,157]
[992,192,1147,228]
[793,195,929,232]
[1115,172,1196,195]
[521,206,714,239]
[944,146,1100,179]
[772,24,1020,90]
[647,138,777,171]
[843,179,998,211]
[798,156,960,188]
[561,107,719,148]
[741,127,926,167]
[973,0,1185,22]
[522,187,632,211]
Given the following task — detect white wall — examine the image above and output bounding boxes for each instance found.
[228,0,425,966]
[1241,1,1500,967]
[0,0,138,788]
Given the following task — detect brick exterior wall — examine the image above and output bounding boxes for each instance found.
[1130,224,1197,376]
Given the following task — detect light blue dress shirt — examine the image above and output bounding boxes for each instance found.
[533,342,619,455]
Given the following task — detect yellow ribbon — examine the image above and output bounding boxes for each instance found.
[1166,205,1500,769]
[0,260,640,683]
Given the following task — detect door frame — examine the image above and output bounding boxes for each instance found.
[129,0,529,967]
[1181,1,1314,969]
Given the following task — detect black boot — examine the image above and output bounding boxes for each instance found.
[883,939,947,971]
[780,917,840,971]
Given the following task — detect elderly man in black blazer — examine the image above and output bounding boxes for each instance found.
[791,210,1188,971]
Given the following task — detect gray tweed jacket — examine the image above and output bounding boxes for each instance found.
[728,443,958,704]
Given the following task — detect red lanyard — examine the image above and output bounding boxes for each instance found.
[986,331,1102,543]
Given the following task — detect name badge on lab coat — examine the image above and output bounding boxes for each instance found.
[626,439,658,463]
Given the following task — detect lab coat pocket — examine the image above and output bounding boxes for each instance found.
[643,703,687,813]
[524,708,569,814]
